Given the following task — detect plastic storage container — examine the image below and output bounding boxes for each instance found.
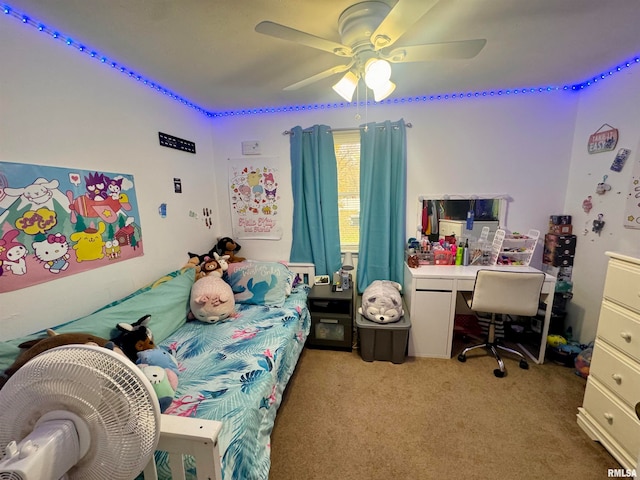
[356,313,411,364]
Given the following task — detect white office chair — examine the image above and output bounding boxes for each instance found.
[457,269,545,377]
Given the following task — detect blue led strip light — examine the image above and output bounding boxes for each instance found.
[2,3,215,117]
[3,3,640,118]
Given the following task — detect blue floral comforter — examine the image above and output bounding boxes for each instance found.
[154,285,310,480]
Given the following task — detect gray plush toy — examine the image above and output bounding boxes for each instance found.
[358,280,404,324]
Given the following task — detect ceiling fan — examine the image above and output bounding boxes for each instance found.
[255,0,487,101]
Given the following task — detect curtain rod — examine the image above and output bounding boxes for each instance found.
[282,122,412,135]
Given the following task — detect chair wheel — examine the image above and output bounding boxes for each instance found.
[457,354,466,362]
[493,368,505,378]
[519,359,529,370]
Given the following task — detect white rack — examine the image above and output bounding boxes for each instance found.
[490,229,540,266]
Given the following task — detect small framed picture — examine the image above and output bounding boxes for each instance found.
[314,275,330,285]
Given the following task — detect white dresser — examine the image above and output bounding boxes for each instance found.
[577,252,640,470]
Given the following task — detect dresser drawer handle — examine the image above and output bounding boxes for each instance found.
[620,332,632,341]
[611,373,623,383]
[603,412,614,423]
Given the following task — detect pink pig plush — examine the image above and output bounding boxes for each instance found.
[188,276,235,323]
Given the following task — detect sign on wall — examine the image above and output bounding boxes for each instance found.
[228,159,282,240]
[588,124,618,154]
[0,161,143,292]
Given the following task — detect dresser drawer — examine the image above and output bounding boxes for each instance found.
[582,378,640,458]
[597,301,640,362]
[589,340,640,408]
[604,259,640,313]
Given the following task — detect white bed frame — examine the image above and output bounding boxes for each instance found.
[143,262,315,480]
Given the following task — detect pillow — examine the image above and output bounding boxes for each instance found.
[226,261,294,307]
[0,268,195,375]
[62,267,195,344]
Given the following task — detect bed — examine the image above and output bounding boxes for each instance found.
[0,261,315,480]
[149,261,314,480]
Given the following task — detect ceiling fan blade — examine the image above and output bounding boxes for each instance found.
[283,63,354,91]
[383,39,487,63]
[255,21,352,57]
[371,0,440,50]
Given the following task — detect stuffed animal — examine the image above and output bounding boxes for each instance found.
[183,256,202,276]
[188,276,235,323]
[137,348,179,375]
[4,330,110,378]
[358,280,405,324]
[197,257,222,280]
[110,314,155,362]
[136,348,179,412]
[216,237,245,263]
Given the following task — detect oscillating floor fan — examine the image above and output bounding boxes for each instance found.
[0,344,161,480]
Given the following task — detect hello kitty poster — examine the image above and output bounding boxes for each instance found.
[228,159,282,240]
[0,161,143,292]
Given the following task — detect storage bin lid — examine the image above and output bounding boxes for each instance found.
[355,313,410,329]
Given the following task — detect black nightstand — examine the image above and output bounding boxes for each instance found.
[307,281,354,350]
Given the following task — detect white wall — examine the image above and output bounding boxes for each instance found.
[0,18,219,339]
[563,66,640,343]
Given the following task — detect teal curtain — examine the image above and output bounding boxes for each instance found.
[357,119,407,292]
[289,125,342,276]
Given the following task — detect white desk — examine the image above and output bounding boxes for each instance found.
[403,263,557,364]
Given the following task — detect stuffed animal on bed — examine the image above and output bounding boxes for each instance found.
[358,280,405,324]
[136,348,179,412]
[188,275,236,323]
[110,314,156,362]
[3,330,111,378]
[216,237,245,263]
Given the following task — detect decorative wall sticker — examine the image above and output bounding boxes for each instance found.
[592,213,605,235]
[582,195,593,213]
[610,148,631,172]
[596,175,611,195]
[0,161,143,293]
[228,159,282,240]
[623,154,640,229]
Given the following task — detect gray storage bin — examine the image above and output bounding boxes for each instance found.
[356,312,411,364]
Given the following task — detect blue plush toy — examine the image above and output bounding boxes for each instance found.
[136,348,179,412]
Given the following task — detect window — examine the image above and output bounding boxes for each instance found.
[333,130,360,250]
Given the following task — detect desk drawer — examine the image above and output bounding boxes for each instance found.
[598,301,640,362]
[604,260,640,313]
[582,377,640,458]
[415,278,454,291]
[590,340,640,408]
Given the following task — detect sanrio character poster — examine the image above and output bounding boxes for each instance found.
[0,161,143,292]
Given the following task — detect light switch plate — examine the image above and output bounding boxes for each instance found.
[242,140,261,155]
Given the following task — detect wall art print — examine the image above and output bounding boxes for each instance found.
[0,161,143,293]
[228,159,282,240]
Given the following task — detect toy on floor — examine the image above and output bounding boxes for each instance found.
[189,275,236,323]
[110,314,155,362]
[575,346,593,379]
[216,237,245,263]
[358,280,404,324]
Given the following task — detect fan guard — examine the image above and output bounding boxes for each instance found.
[0,345,160,480]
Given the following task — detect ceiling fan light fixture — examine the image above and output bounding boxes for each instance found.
[332,70,359,102]
[372,80,396,102]
[364,58,392,89]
